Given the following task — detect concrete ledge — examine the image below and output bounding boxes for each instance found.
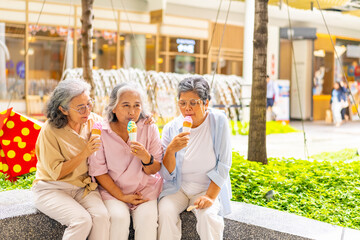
[1,190,360,240]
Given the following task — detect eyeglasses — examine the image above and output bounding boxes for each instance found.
[69,99,94,115]
[178,99,202,108]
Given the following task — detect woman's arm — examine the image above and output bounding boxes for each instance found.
[193,181,221,209]
[162,132,190,173]
[95,174,148,205]
[57,136,101,180]
[129,141,161,175]
[142,154,161,175]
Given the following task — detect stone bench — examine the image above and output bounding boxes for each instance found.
[1,189,360,240]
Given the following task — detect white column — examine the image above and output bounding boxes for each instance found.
[242,0,254,83]
[290,40,313,120]
[124,35,132,69]
[267,25,279,80]
[131,34,146,70]
[0,23,7,99]
[65,34,74,70]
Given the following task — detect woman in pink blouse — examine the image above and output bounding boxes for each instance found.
[88,82,163,240]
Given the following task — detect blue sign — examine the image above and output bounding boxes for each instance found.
[6,59,14,69]
[16,61,25,79]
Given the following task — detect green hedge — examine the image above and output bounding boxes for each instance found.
[230,149,360,230]
[230,120,299,135]
[158,120,299,136]
[0,172,35,191]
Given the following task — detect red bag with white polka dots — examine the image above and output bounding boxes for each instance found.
[0,108,43,181]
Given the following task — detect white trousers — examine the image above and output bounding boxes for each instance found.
[332,99,342,124]
[104,199,158,240]
[32,180,110,240]
[158,189,224,240]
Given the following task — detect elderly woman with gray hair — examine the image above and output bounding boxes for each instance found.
[88,82,163,240]
[32,79,110,240]
[158,76,232,240]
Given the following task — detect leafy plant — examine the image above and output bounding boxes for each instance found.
[0,172,36,191]
[230,149,360,230]
[230,120,299,135]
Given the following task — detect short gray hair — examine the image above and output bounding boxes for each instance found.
[46,79,91,128]
[104,82,148,122]
[177,76,211,103]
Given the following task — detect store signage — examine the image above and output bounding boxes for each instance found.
[176,38,195,54]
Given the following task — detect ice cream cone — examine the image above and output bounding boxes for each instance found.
[127,120,137,141]
[183,116,193,133]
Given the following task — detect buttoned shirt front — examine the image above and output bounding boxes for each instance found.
[34,112,102,191]
[88,119,163,209]
[159,108,232,216]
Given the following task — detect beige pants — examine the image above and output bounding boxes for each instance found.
[158,189,224,240]
[32,181,110,240]
[104,199,158,240]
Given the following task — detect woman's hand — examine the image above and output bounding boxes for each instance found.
[193,195,215,209]
[167,132,190,154]
[121,192,148,205]
[144,114,155,125]
[83,135,102,158]
[130,141,151,163]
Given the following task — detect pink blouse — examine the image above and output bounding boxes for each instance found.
[88,119,163,209]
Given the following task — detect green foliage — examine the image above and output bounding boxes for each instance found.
[230,149,360,230]
[230,120,299,135]
[0,172,36,191]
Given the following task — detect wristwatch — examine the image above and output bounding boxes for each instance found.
[142,154,154,166]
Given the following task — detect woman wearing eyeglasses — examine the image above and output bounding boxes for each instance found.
[32,79,110,240]
[88,82,163,240]
[158,76,232,240]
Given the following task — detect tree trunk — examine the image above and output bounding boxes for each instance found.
[247,0,268,164]
[81,0,95,99]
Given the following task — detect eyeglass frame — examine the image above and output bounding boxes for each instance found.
[177,98,203,108]
[68,99,94,115]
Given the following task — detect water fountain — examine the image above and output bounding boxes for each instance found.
[61,68,251,129]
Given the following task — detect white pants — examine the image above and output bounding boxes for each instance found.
[104,199,158,240]
[32,180,110,240]
[332,99,342,124]
[158,189,224,240]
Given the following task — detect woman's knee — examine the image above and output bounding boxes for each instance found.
[73,212,93,231]
[93,205,110,225]
[110,210,131,226]
[158,200,179,223]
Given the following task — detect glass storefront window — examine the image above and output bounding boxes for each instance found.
[28,25,70,96]
[335,38,360,83]
[146,34,155,70]
[120,33,155,71]
[0,23,25,100]
[77,29,117,69]
[158,54,166,72]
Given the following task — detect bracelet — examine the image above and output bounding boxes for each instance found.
[142,154,154,166]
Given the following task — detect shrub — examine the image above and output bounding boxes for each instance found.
[230,120,299,135]
[230,149,360,230]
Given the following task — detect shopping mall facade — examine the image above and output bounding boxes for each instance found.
[0,0,360,121]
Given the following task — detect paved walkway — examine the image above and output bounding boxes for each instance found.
[231,120,360,159]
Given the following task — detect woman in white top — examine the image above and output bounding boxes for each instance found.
[158,76,232,240]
